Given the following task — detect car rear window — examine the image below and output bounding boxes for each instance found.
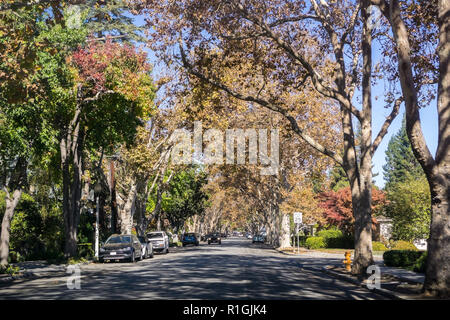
[106,236,131,244]
[148,233,163,238]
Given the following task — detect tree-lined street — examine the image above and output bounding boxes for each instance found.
[1,0,448,299]
[0,237,384,300]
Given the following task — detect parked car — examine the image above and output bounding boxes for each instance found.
[147,231,170,253]
[99,234,142,263]
[207,233,222,245]
[182,233,200,247]
[138,235,154,259]
[252,234,265,243]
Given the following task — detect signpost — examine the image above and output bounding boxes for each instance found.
[294,212,302,253]
[94,182,102,260]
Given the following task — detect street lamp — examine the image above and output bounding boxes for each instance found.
[94,182,102,260]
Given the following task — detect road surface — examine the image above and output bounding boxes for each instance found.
[0,237,385,299]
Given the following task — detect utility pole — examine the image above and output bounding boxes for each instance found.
[94,182,102,260]
[109,159,117,234]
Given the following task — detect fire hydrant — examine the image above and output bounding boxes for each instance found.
[343,251,352,272]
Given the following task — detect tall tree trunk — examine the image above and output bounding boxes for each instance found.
[278,213,291,248]
[119,183,137,234]
[424,0,450,298]
[0,189,22,266]
[351,0,375,275]
[0,156,27,265]
[350,176,374,274]
[376,0,450,297]
[61,107,84,258]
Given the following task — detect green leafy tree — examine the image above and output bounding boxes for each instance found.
[0,5,62,266]
[83,0,145,42]
[161,168,209,233]
[329,165,349,192]
[385,175,431,242]
[383,116,425,191]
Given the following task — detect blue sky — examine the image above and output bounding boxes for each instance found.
[370,88,438,188]
[132,15,439,189]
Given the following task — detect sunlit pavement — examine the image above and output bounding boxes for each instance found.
[0,238,386,300]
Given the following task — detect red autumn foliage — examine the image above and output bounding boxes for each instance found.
[70,38,149,96]
[317,187,387,234]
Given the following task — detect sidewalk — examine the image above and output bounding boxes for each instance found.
[377,263,425,284]
[275,247,427,299]
[0,260,91,284]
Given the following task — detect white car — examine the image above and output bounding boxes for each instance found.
[147,231,170,254]
[138,236,154,259]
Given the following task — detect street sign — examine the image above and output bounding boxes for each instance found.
[294,212,303,224]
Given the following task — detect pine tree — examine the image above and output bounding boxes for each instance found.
[81,0,146,43]
[329,165,349,191]
[383,115,425,191]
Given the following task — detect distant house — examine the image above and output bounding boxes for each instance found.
[373,215,393,243]
[413,239,428,250]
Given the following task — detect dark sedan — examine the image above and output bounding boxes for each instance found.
[99,234,142,263]
[207,233,222,245]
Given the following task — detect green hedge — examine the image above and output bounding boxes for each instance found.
[305,236,326,249]
[316,229,354,249]
[383,250,427,272]
[391,240,418,251]
[77,243,94,258]
[412,252,427,273]
[317,229,343,239]
[372,241,388,251]
[291,235,308,247]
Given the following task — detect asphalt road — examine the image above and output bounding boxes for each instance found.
[0,237,385,300]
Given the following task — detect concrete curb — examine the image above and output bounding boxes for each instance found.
[0,270,67,284]
[0,260,92,285]
[274,247,310,256]
[321,266,405,300]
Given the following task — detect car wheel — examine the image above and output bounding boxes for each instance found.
[219,241,221,245]
[130,251,136,263]
[208,241,211,245]
[166,248,169,254]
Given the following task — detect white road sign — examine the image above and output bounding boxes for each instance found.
[294,212,303,224]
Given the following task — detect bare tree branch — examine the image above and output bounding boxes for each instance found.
[371,96,403,155]
[179,44,344,166]
[231,1,362,120]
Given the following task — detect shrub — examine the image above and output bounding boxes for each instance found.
[372,241,388,251]
[305,236,326,249]
[77,243,94,258]
[383,250,425,268]
[291,235,308,247]
[316,228,353,248]
[392,240,418,251]
[326,235,354,248]
[317,229,343,239]
[412,252,427,273]
[0,264,20,275]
